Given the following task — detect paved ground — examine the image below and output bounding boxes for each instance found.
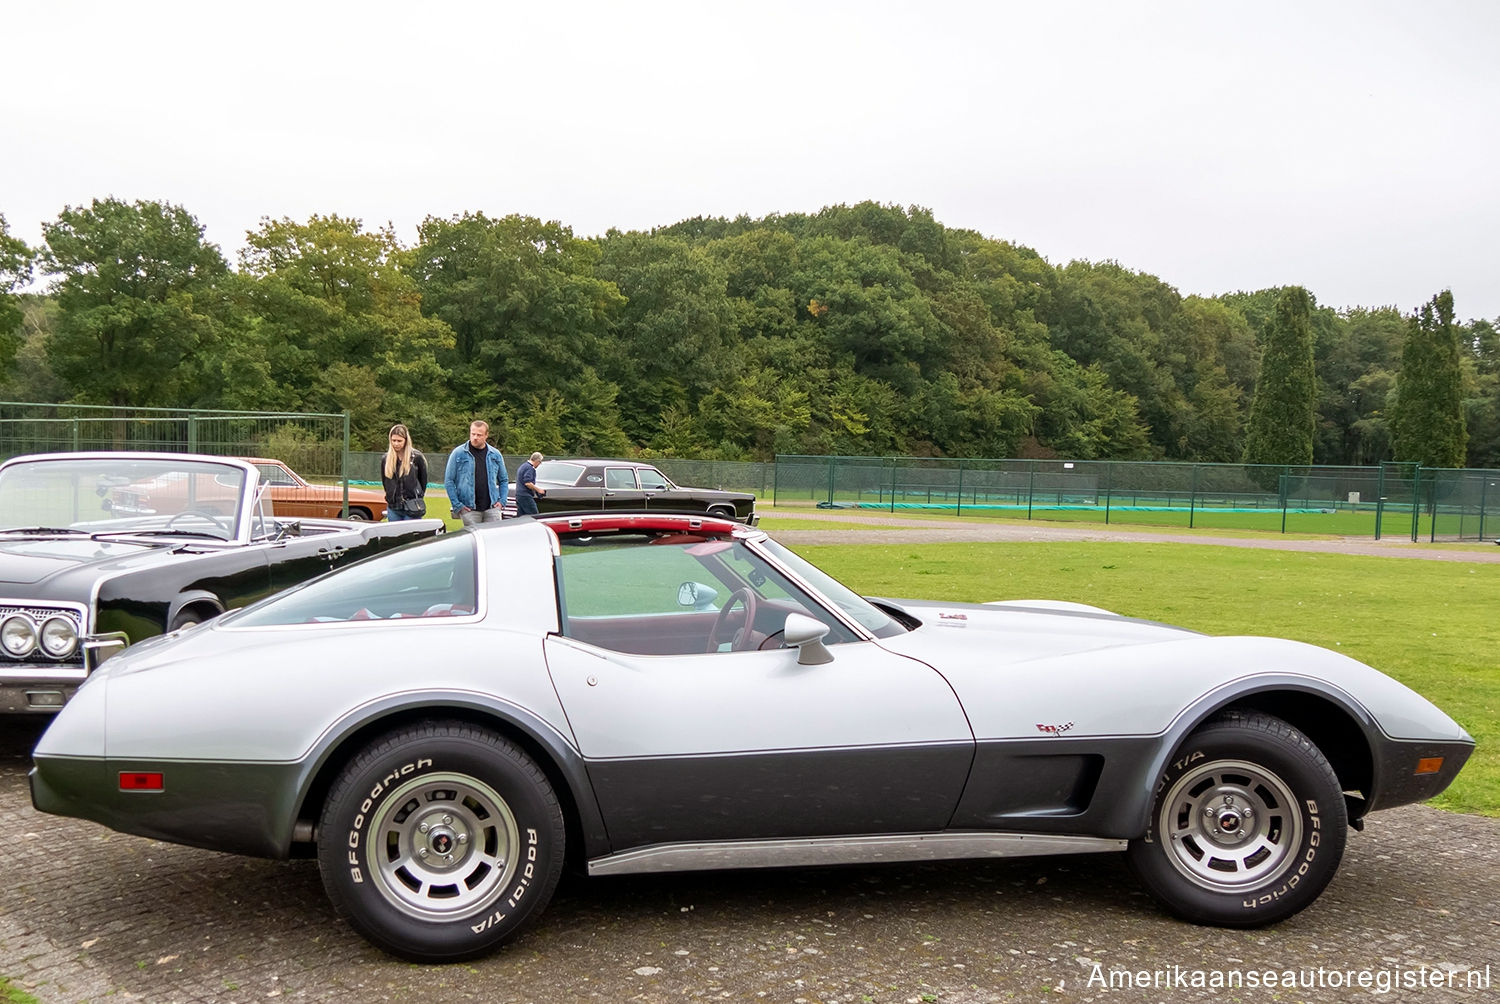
[3,519,1497,1002]
[2,718,1497,1003]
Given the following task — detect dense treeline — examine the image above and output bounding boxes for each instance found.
[2,201,1497,467]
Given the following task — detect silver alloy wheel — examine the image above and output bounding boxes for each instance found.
[365,771,521,921]
[1157,757,1303,892]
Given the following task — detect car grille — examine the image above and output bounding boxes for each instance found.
[0,602,86,666]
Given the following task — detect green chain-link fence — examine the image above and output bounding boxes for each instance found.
[1388,465,1500,543]
[774,455,1500,541]
[0,402,357,514]
[6,412,1494,541]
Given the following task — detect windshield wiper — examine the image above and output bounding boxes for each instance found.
[0,526,90,535]
[90,529,228,541]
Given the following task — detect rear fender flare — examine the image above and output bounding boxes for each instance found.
[286,691,608,859]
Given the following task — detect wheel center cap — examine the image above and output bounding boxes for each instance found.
[1217,811,1242,832]
[430,828,455,855]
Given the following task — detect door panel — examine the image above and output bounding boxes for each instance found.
[545,636,973,848]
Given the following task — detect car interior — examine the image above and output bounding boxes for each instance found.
[554,530,857,655]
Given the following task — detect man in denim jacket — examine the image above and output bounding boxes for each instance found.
[443,420,509,526]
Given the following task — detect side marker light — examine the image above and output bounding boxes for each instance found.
[119,772,164,791]
[1414,757,1444,776]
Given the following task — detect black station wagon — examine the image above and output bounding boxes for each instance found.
[525,459,757,523]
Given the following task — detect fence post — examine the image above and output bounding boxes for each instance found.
[1027,463,1035,521]
[956,459,964,518]
[826,456,835,507]
[1374,464,1386,539]
[1103,462,1112,524]
[1404,468,1416,540]
[341,412,351,518]
[1429,471,1438,544]
[889,459,896,514]
[1481,475,1490,542]
[1188,463,1198,529]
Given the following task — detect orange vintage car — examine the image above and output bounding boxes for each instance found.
[236,457,390,521]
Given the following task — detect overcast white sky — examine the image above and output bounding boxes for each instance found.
[7,1,1499,320]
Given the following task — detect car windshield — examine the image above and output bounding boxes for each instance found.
[0,456,248,541]
[757,538,907,638]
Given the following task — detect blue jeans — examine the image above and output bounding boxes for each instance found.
[516,494,539,516]
[387,509,419,521]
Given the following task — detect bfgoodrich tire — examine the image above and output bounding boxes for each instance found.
[317,721,565,962]
[1127,712,1347,927]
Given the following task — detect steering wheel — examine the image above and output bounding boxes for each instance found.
[707,588,760,652]
[168,509,230,534]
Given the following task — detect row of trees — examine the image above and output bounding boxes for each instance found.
[0,201,1493,468]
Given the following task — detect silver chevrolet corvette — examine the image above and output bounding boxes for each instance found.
[29,513,1474,962]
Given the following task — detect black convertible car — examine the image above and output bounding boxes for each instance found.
[0,452,441,713]
[521,459,757,523]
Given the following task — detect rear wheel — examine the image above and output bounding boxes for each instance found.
[346,507,372,521]
[317,721,565,962]
[1127,712,1346,926]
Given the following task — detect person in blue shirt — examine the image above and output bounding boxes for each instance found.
[514,452,546,516]
[443,420,508,526]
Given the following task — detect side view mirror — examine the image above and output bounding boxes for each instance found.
[677,581,719,610]
[272,520,303,541]
[784,612,834,665]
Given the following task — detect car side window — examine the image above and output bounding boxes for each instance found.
[232,533,478,626]
[256,464,295,486]
[537,461,586,485]
[638,467,670,491]
[604,468,637,490]
[555,534,858,655]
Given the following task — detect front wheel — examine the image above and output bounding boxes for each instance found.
[317,722,565,962]
[1127,712,1346,927]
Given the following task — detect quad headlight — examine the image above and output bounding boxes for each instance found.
[40,615,80,658]
[1,615,38,657]
[0,612,81,659]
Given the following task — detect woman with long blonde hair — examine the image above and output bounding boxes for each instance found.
[381,424,429,521]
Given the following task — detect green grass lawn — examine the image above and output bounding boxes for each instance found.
[795,540,1498,817]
